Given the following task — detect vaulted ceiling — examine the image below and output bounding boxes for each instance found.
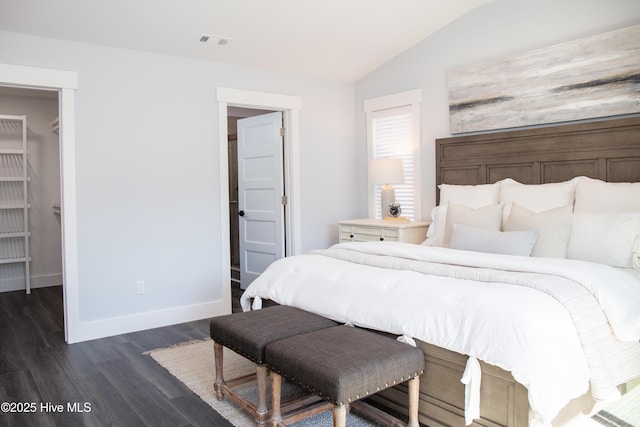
[0,0,493,82]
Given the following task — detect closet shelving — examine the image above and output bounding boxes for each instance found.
[50,117,59,135]
[0,115,31,294]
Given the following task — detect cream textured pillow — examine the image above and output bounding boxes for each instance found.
[503,204,572,258]
[443,202,504,247]
[450,224,538,256]
[500,179,577,219]
[424,181,503,247]
[566,212,640,267]
[574,179,640,213]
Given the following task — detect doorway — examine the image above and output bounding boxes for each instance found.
[0,87,63,297]
[227,108,284,289]
[216,88,302,304]
[0,62,79,342]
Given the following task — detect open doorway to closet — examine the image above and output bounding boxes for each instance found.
[217,87,302,309]
[0,63,78,342]
[227,107,283,289]
[0,86,63,316]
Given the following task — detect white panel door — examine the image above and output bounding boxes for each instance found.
[237,112,285,289]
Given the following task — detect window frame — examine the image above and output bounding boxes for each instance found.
[364,89,422,220]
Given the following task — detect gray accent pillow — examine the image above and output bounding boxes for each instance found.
[449,224,538,256]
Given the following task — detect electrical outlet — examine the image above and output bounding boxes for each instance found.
[136,280,145,295]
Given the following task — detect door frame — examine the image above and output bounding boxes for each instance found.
[217,88,301,301]
[0,63,79,342]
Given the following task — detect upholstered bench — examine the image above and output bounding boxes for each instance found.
[209,306,339,425]
[265,325,425,427]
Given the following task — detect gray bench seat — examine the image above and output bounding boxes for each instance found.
[265,325,425,427]
[209,305,339,425]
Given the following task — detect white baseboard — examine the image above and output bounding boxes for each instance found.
[0,271,231,344]
[0,278,24,293]
[0,272,62,293]
[31,273,63,288]
[67,299,231,344]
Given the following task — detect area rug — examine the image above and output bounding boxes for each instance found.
[591,384,640,427]
[146,339,381,427]
[147,339,639,427]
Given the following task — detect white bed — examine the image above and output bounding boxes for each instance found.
[241,118,640,427]
[241,241,640,426]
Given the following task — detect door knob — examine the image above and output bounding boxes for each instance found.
[238,210,245,216]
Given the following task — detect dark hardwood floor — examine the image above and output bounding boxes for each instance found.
[0,284,247,427]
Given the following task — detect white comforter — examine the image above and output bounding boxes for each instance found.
[240,242,640,426]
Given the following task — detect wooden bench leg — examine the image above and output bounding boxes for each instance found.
[333,404,346,427]
[270,372,283,427]
[213,341,225,400]
[213,341,270,424]
[256,365,269,425]
[407,376,420,427]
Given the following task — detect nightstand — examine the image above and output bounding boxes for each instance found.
[338,219,430,244]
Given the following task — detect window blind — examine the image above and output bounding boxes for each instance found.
[371,106,415,220]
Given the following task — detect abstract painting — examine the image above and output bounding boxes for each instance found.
[448,25,640,134]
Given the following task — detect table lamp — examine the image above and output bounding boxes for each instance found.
[369,157,404,219]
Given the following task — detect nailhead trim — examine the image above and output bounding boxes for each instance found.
[212,339,264,365]
[267,366,424,405]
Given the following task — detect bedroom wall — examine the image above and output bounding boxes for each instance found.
[0,31,356,338]
[354,0,640,219]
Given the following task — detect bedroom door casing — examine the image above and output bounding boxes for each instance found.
[237,112,285,289]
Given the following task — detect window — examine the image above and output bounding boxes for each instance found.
[365,90,421,221]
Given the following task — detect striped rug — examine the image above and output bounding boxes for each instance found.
[147,338,639,427]
[146,339,382,426]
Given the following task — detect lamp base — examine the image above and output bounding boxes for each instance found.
[380,184,395,218]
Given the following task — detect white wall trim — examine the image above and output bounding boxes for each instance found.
[0,273,64,292]
[216,87,302,295]
[59,87,81,343]
[282,108,301,255]
[217,87,301,111]
[30,273,63,288]
[364,89,421,113]
[70,300,227,343]
[0,63,78,90]
[217,100,232,313]
[365,89,422,220]
[0,63,80,343]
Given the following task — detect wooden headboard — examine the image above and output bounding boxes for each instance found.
[435,116,640,203]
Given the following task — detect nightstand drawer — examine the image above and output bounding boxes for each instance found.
[338,219,429,244]
[340,225,396,242]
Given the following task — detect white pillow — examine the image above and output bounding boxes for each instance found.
[500,179,577,219]
[574,179,640,213]
[503,204,572,258]
[439,182,501,208]
[450,224,538,256]
[443,202,504,247]
[566,212,640,268]
[423,205,447,246]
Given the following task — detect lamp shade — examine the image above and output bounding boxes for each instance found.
[369,157,404,184]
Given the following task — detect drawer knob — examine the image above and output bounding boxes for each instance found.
[350,234,354,239]
[380,237,384,241]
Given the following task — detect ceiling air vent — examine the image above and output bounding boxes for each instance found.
[199,33,231,46]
